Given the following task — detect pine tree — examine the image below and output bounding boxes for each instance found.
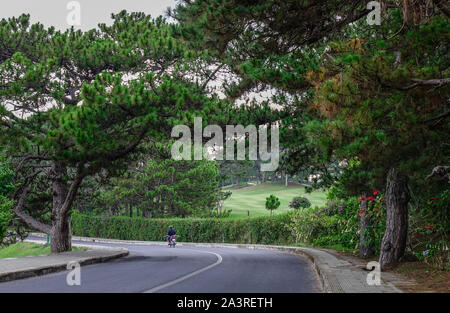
[173,1,450,269]
[305,10,449,268]
[94,159,222,218]
[0,12,232,252]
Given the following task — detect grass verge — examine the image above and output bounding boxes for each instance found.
[0,242,83,259]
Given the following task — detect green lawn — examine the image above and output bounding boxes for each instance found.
[223,182,327,218]
[0,242,83,259]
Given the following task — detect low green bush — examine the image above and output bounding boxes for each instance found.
[289,196,311,210]
[71,212,296,245]
[0,157,14,245]
[409,189,450,270]
[0,196,13,244]
[290,198,363,250]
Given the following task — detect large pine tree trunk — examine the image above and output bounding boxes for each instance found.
[379,168,410,270]
[50,216,72,253]
[360,193,375,258]
[50,162,72,253]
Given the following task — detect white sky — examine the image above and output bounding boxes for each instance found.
[0,0,177,30]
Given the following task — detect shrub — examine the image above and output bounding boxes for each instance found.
[0,196,13,244]
[409,189,450,269]
[290,198,362,250]
[0,157,14,245]
[265,195,280,215]
[289,196,311,210]
[290,191,389,255]
[71,212,297,245]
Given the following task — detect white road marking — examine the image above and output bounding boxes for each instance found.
[143,249,223,293]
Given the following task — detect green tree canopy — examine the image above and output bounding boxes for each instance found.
[94,159,222,218]
[0,11,233,252]
[265,194,280,215]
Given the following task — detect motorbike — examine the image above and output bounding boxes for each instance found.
[166,235,176,248]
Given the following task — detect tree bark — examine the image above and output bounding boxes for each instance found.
[50,216,72,253]
[49,162,83,253]
[50,162,71,253]
[379,168,410,270]
[360,193,375,259]
[11,163,80,253]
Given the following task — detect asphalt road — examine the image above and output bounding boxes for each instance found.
[0,238,319,293]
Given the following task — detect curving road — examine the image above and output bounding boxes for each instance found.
[0,238,320,293]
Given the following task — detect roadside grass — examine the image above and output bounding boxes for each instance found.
[223,182,327,219]
[0,242,83,259]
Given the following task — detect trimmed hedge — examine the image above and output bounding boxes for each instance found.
[71,212,296,245]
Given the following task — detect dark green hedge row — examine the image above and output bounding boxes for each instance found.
[71,212,296,245]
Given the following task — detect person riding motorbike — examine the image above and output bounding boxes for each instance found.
[167,226,176,244]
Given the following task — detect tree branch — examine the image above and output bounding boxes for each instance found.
[59,169,84,219]
[201,64,225,91]
[424,110,450,124]
[12,187,52,234]
[432,0,450,19]
[427,166,450,183]
[400,78,450,90]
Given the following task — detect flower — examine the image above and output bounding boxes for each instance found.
[373,190,380,196]
[358,196,366,202]
[338,205,343,211]
[430,197,439,200]
[359,210,364,216]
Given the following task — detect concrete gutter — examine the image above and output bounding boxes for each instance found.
[28,233,403,293]
[0,239,128,283]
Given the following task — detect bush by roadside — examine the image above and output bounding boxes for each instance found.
[71,212,296,245]
[290,193,449,271]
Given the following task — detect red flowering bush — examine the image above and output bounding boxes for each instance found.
[357,190,387,254]
[410,189,449,269]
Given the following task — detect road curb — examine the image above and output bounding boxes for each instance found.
[0,240,129,283]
